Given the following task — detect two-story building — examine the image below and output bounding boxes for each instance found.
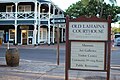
[0,0,66,45]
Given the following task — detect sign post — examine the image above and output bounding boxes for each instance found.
[57,24,60,65]
[65,16,111,80]
[50,17,66,65]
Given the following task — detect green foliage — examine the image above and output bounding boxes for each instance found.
[65,0,120,20]
[112,27,120,34]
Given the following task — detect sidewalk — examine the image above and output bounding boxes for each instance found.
[0,57,120,80]
[0,43,65,50]
[0,43,117,51]
[0,44,120,80]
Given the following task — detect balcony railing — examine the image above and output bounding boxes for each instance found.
[40,13,49,20]
[18,12,34,19]
[0,12,15,19]
[0,12,64,20]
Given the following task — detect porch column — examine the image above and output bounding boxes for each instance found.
[15,2,18,45]
[34,1,38,45]
[38,3,41,45]
[33,24,37,45]
[48,3,51,45]
[52,6,55,44]
[57,10,60,15]
[64,28,66,41]
[61,27,64,42]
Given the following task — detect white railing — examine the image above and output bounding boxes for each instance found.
[40,13,49,20]
[0,12,15,19]
[0,12,35,20]
[0,12,64,20]
[17,12,34,19]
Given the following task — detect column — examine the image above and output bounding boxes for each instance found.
[34,1,37,45]
[52,6,55,44]
[15,2,18,45]
[38,3,41,45]
[33,24,37,45]
[61,27,63,42]
[48,3,51,45]
[57,10,60,15]
[64,28,66,41]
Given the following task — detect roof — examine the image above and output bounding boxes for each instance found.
[38,0,50,2]
[0,0,64,12]
[0,0,51,3]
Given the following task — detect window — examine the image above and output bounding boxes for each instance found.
[9,29,15,40]
[6,6,13,12]
[18,5,31,12]
[28,31,33,37]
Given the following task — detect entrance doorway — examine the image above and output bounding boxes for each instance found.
[21,30,27,45]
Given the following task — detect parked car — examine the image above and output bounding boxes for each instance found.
[114,33,120,39]
[114,37,120,46]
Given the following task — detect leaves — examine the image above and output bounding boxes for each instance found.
[65,0,120,20]
[81,0,89,6]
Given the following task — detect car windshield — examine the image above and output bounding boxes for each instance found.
[115,35,120,38]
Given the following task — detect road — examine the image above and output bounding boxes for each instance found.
[0,45,65,64]
[111,46,120,65]
[0,45,120,65]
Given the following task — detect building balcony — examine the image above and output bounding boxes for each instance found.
[0,12,64,21]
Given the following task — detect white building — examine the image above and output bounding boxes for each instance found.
[0,0,66,45]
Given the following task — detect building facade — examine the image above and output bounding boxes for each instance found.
[0,0,66,45]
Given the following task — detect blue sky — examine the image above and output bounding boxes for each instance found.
[51,0,120,11]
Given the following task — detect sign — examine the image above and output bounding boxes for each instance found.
[6,32,9,42]
[70,42,105,70]
[20,26,29,30]
[50,18,66,24]
[69,22,108,40]
[65,16,111,80]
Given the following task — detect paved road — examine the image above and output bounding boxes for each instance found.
[0,44,120,65]
[0,44,120,80]
[0,46,65,63]
[111,46,120,65]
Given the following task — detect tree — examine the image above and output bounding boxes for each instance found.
[65,0,120,20]
[81,0,117,17]
[81,0,117,6]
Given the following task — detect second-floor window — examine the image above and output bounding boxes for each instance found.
[6,6,13,12]
[18,5,31,12]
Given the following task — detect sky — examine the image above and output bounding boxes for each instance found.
[51,0,120,11]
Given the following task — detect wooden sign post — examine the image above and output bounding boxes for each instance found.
[65,16,111,80]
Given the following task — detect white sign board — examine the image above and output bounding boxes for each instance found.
[69,22,108,40]
[70,42,105,70]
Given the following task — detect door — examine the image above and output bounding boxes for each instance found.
[22,30,27,45]
[28,30,33,45]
